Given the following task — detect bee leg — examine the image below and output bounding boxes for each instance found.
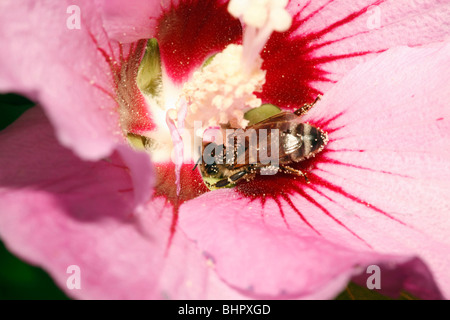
[213,170,249,189]
[192,155,202,171]
[294,95,322,117]
[281,165,310,184]
[192,146,202,171]
[215,179,231,188]
[229,170,248,182]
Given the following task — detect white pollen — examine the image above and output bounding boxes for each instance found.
[228,0,292,32]
[243,3,268,29]
[228,0,250,18]
[181,44,265,132]
[270,7,293,32]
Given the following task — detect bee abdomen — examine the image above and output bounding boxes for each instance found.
[290,123,328,161]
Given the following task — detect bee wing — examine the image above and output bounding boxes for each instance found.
[249,112,300,131]
[249,112,304,162]
[226,112,304,168]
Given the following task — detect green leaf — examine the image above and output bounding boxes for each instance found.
[137,38,163,100]
[244,103,281,126]
[0,93,34,131]
[335,282,418,300]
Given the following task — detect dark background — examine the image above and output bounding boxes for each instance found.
[0,93,68,299]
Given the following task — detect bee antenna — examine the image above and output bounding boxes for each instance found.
[192,155,202,171]
[294,95,321,116]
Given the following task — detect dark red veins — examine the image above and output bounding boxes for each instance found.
[258,0,385,110]
[89,33,155,134]
[156,0,242,84]
[154,163,209,246]
[155,0,385,108]
[235,112,410,248]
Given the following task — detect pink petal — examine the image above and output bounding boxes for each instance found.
[166,110,185,196]
[179,42,450,299]
[301,41,450,296]
[179,190,442,299]
[0,108,244,299]
[0,0,152,160]
[115,144,154,209]
[260,0,450,108]
[153,162,210,248]
[97,0,162,43]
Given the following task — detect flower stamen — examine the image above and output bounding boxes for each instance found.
[182,44,265,132]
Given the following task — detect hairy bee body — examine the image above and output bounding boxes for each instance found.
[198,99,328,189]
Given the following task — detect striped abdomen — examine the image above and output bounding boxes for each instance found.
[281,123,328,163]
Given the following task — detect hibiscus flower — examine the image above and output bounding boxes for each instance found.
[0,0,449,300]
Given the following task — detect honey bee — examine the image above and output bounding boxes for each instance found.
[196,97,328,189]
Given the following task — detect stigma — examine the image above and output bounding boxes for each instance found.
[228,0,292,72]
